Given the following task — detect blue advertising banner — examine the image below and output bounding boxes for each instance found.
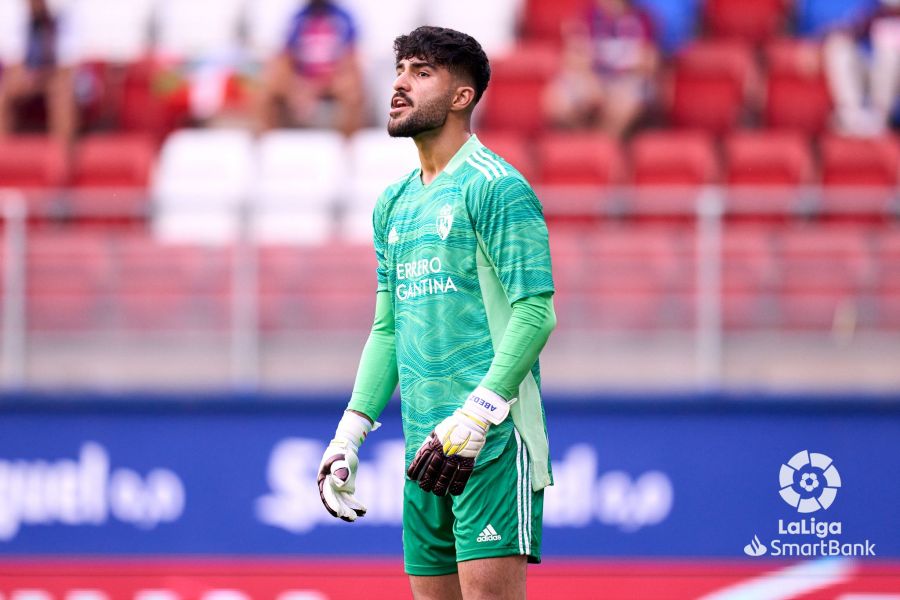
[0,393,897,559]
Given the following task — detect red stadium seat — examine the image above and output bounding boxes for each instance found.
[629,130,719,216]
[631,130,719,186]
[763,40,832,134]
[480,44,558,135]
[536,132,623,186]
[0,136,66,188]
[534,132,623,219]
[68,134,157,224]
[725,131,813,186]
[821,135,899,187]
[723,131,814,215]
[523,0,588,43]
[72,134,156,188]
[820,135,900,216]
[705,0,787,44]
[669,41,757,133]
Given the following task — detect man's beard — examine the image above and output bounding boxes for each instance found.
[387,92,452,138]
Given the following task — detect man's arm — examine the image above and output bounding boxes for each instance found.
[347,290,399,422]
[317,290,397,521]
[480,292,556,402]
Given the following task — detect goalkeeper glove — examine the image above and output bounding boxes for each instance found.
[407,386,511,497]
[317,410,378,522]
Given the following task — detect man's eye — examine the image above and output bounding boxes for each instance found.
[418,71,429,77]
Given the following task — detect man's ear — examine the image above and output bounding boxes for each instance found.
[450,85,476,113]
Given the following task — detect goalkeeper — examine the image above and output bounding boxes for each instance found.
[318,26,556,600]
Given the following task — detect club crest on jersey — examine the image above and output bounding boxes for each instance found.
[437,204,454,240]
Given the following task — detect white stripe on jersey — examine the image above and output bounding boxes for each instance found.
[514,429,524,555]
[466,156,494,181]
[476,149,508,176]
[469,151,502,178]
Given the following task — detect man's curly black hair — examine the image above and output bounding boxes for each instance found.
[393,26,491,106]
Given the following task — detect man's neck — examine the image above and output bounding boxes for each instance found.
[414,125,472,186]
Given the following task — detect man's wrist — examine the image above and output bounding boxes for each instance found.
[463,386,511,426]
[334,410,379,449]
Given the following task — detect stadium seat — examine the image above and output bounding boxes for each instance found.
[669,40,756,133]
[705,0,787,44]
[425,0,522,56]
[537,132,623,186]
[776,225,875,291]
[820,134,900,215]
[154,0,245,60]
[763,39,832,134]
[66,133,156,224]
[253,129,345,244]
[725,131,813,186]
[821,135,900,187]
[534,132,623,218]
[480,43,558,134]
[342,128,420,241]
[244,0,303,60]
[628,130,719,216]
[152,129,255,243]
[523,0,587,43]
[72,134,156,188]
[631,131,718,185]
[723,131,814,216]
[55,0,154,65]
[0,136,66,189]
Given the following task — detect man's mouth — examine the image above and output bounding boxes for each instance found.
[390,95,411,117]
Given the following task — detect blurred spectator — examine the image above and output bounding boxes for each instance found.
[821,0,900,135]
[255,0,365,136]
[0,0,75,143]
[794,0,880,39]
[543,0,658,138]
[634,0,700,55]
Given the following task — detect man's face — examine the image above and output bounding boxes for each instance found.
[388,58,456,138]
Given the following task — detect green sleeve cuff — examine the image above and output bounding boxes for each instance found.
[347,291,399,421]
[481,293,557,401]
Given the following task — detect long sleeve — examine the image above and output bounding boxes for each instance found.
[481,292,557,401]
[347,290,399,422]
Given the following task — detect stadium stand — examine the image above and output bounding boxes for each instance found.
[0,0,898,391]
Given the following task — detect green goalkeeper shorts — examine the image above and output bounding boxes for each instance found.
[402,428,544,576]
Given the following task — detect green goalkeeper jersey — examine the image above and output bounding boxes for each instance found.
[372,134,555,490]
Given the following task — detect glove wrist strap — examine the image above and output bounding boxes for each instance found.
[334,410,379,450]
[463,386,511,426]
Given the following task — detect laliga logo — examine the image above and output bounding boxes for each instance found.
[779,450,842,513]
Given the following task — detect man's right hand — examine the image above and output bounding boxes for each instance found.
[317,410,377,522]
[317,438,367,522]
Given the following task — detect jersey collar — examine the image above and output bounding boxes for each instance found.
[443,134,484,176]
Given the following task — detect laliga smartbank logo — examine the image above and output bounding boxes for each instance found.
[743,450,876,558]
[779,450,841,513]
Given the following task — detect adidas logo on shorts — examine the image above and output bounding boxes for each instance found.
[476,524,502,543]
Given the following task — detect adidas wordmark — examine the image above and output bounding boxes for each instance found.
[476,524,502,543]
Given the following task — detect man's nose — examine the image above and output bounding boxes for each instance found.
[393,71,411,92]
